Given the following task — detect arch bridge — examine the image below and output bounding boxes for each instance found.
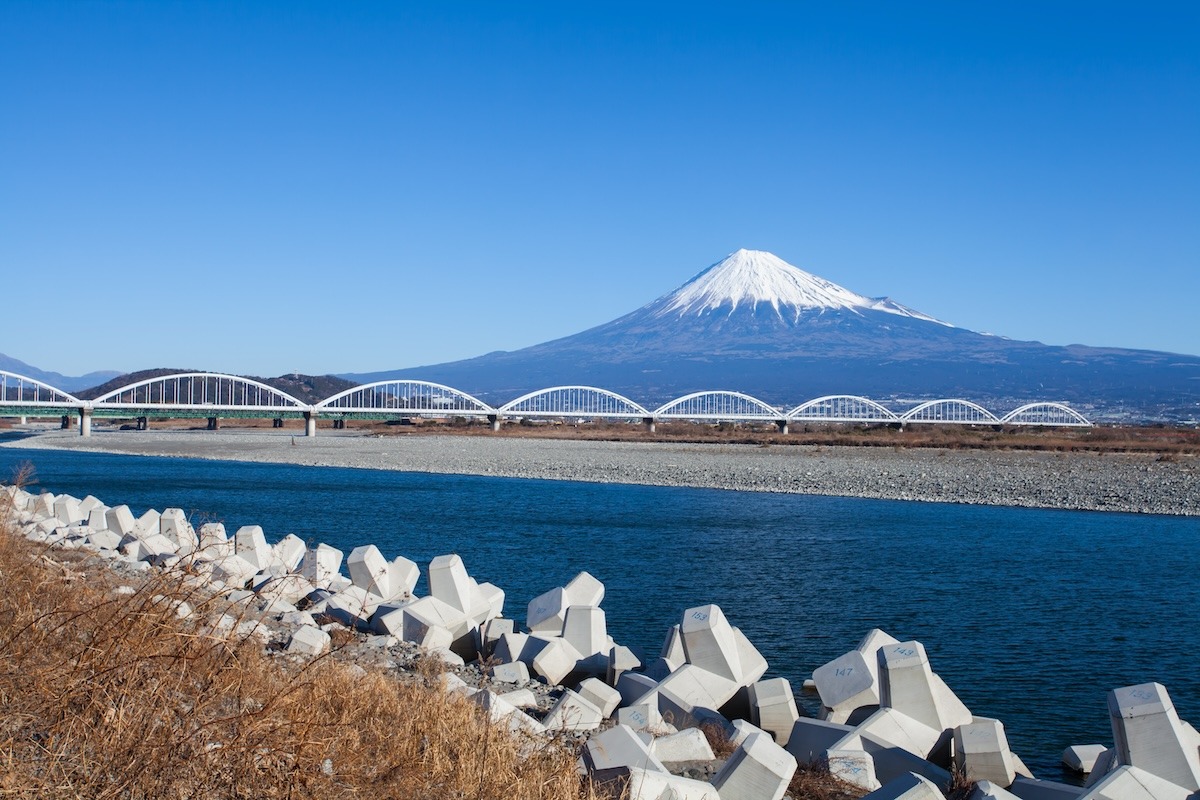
[0,369,1093,437]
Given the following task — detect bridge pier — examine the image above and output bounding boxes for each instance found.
[304,411,317,437]
[19,416,27,425]
[776,419,789,435]
[137,416,148,431]
[207,416,219,430]
[60,415,71,430]
[79,409,92,437]
[643,416,656,433]
[488,414,501,432]
[273,418,283,428]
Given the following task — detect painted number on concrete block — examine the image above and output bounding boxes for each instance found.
[893,647,916,657]
[690,611,709,621]
[834,667,854,677]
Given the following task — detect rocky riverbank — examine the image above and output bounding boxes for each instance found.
[3,428,1197,515]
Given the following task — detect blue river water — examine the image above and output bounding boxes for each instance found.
[2,443,1197,780]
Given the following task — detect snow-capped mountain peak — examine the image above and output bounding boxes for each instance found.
[654,248,949,325]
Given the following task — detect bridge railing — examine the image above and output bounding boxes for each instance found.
[90,373,307,411]
[0,371,82,407]
[655,390,783,421]
[498,386,649,419]
[317,380,494,416]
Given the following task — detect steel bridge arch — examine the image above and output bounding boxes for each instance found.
[654,390,783,421]
[316,380,495,416]
[1001,402,1092,427]
[787,395,900,423]
[900,398,1001,424]
[91,372,308,411]
[0,370,82,407]
[498,386,650,419]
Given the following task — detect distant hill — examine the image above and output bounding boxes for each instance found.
[342,249,1200,422]
[76,370,356,405]
[0,352,122,394]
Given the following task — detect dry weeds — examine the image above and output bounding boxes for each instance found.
[0,491,594,800]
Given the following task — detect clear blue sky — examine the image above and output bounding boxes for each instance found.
[2,1,1197,377]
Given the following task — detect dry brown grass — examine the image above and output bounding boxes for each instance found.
[787,760,869,800]
[0,493,595,800]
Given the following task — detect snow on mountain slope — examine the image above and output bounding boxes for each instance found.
[654,249,950,326]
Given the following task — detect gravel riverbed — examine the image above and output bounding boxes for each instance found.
[3,427,1198,515]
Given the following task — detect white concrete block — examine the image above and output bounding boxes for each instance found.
[499,688,539,709]
[428,553,473,612]
[198,522,227,547]
[608,644,642,685]
[347,544,392,598]
[159,508,197,554]
[827,747,882,791]
[680,604,742,683]
[732,626,768,685]
[87,506,109,531]
[325,586,384,626]
[565,570,604,607]
[527,586,569,634]
[256,574,315,605]
[87,529,122,551]
[77,495,103,515]
[105,505,138,537]
[136,533,180,563]
[212,554,266,588]
[53,495,83,525]
[388,555,419,597]
[531,637,584,686]
[400,595,470,644]
[815,650,879,723]
[955,717,1018,786]
[785,716,855,763]
[879,640,971,733]
[970,781,1022,799]
[471,689,546,735]
[623,767,720,800]
[544,689,605,732]
[711,730,797,800]
[490,661,530,684]
[618,702,663,733]
[483,617,515,653]
[750,677,800,746]
[661,624,686,662]
[647,663,740,727]
[272,533,306,572]
[617,671,659,706]
[301,543,343,587]
[841,707,945,764]
[862,772,944,799]
[137,508,160,536]
[1108,682,1200,790]
[286,625,331,656]
[1008,776,1087,798]
[233,525,271,570]
[1063,744,1109,774]
[581,724,668,774]
[1077,764,1193,800]
[493,631,534,664]
[474,581,504,620]
[563,605,608,657]
[577,677,621,717]
[650,727,715,763]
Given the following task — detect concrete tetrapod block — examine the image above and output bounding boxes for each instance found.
[286,625,331,656]
[324,586,384,628]
[77,495,103,515]
[531,637,584,686]
[137,509,161,536]
[1077,764,1195,800]
[620,767,719,800]
[578,677,621,718]
[1062,744,1109,774]
[301,544,344,587]
[211,554,261,587]
[489,662,530,684]
[544,689,605,732]
[198,522,227,547]
[750,677,800,746]
[843,707,947,765]
[679,604,743,683]
[580,724,668,774]
[564,570,605,608]
[970,782,1022,799]
[500,688,539,709]
[644,663,741,729]
[861,772,944,799]
[87,506,109,531]
[711,730,797,800]
[826,747,882,792]
[879,640,972,733]
[814,649,879,724]
[785,717,856,763]
[87,529,123,551]
[53,495,83,525]
[731,626,769,685]
[661,624,686,663]
[1006,776,1086,799]
[527,586,569,635]
[428,554,476,613]
[1107,682,1200,791]
[348,545,393,599]
[271,533,306,572]
[234,526,272,571]
[954,717,1019,786]
[483,617,515,653]
[105,505,138,537]
[649,728,715,763]
[158,508,194,549]
[608,644,642,686]
[563,605,608,657]
[616,671,659,705]
[471,690,546,736]
[388,556,420,598]
[493,632,534,665]
[400,596,471,646]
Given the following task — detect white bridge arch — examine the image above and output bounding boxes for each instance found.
[499,386,649,419]
[91,373,307,411]
[655,390,783,421]
[1000,402,1092,427]
[0,370,81,408]
[317,380,494,416]
[900,399,1002,425]
[787,395,900,423]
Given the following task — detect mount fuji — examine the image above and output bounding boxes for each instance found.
[348,250,1200,420]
